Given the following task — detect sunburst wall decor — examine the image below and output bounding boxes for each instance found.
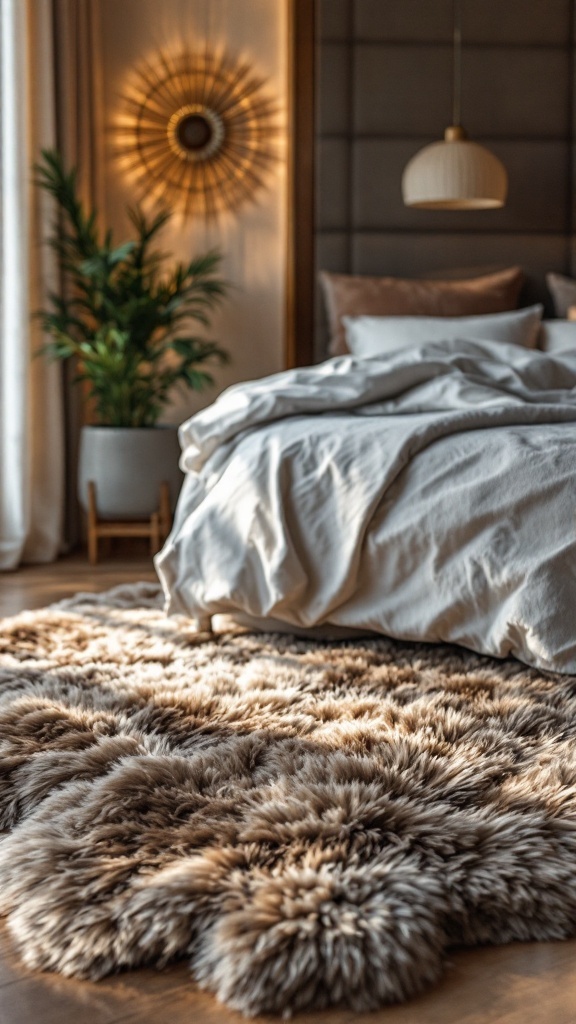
[115,49,280,219]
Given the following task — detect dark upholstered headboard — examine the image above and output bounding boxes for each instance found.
[314,0,575,360]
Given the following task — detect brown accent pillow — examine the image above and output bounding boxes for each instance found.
[546,272,576,319]
[320,267,525,356]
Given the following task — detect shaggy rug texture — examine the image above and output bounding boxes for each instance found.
[1,585,576,1017]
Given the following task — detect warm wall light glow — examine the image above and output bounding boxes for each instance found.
[115,48,280,219]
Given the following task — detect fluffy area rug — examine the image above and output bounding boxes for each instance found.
[1,584,576,1017]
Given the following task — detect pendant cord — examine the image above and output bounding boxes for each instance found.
[452,0,462,127]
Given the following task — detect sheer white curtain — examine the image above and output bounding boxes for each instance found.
[0,0,64,570]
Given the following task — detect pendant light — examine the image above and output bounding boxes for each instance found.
[401,0,507,210]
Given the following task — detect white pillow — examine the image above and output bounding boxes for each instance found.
[344,305,544,358]
[539,320,576,354]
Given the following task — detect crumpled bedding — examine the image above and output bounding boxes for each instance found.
[155,339,576,672]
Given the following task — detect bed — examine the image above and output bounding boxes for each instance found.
[156,326,576,675]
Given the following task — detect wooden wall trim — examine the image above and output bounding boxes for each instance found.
[285,0,316,368]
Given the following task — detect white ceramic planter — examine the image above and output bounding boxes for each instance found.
[78,426,184,520]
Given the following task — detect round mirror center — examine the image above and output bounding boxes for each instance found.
[176,113,213,152]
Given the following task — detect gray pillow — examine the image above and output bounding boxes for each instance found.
[344,305,544,359]
[546,272,576,318]
[539,320,576,354]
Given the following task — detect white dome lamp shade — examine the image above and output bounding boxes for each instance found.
[402,125,508,209]
[402,2,508,210]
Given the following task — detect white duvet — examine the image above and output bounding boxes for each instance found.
[156,339,576,673]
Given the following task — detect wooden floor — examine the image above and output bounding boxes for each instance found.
[1,554,575,1024]
[0,550,158,617]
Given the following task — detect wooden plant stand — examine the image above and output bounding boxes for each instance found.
[87,480,172,565]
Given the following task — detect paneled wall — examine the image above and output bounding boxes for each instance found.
[315,0,576,358]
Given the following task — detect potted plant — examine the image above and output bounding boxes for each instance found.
[34,149,228,522]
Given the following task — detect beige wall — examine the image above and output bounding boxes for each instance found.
[98,0,288,423]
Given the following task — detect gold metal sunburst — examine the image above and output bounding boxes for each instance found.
[115,49,280,219]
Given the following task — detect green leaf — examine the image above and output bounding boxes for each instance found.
[34,149,229,425]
